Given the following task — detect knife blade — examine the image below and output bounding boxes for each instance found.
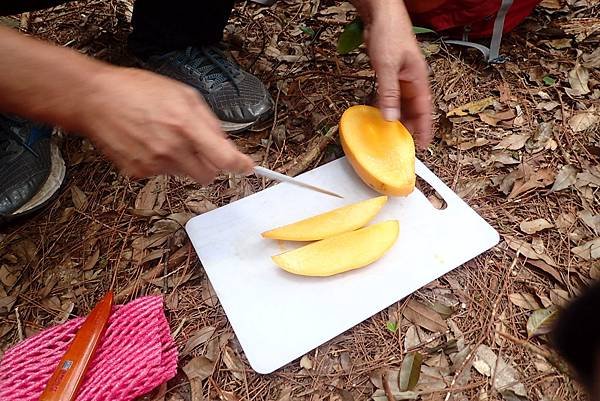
[253,166,343,198]
[39,291,114,401]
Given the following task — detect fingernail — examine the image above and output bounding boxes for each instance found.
[382,108,400,121]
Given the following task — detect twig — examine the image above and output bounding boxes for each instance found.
[277,125,337,176]
[497,331,573,377]
[15,306,24,341]
[381,371,396,401]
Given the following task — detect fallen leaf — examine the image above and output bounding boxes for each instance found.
[0,265,17,287]
[457,138,489,150]
[183,356,215,381]
[590,265,600,280]
[300,354,313,370]
[493,134,530,151]
[473,345,527,400]
[479,109,516,126]
[571,237,600,260]
[403,299,448,333]
[549,288,570,307]
[527,307,558,338]
[337,19,363,55]
[504,236,558,266]
[550,165,578,191]
[371,390,418,401]
[561,17,600,42]
[519,218,554,234]
[484,151,520,167]
[320,2,355,21]
[71,185,88,211]
[186,198,217,214]
[135,176,168,210]
[526,122,557,153]
[447,97,495,117]
[582,47,600,68]
[569,111,600,132]
[404,325,427,350]
[524,258,563,284]
[508,167,554,199]
[544,38,572,49]
[540,0,561,9]
[575,167,600,188]
[182,326,217,356]
[83,249,100,271]
[536,101,560,111]
[399,352,423,391]
[508,293,542,311]
[223,346,245,381]
[566,64,590,96]
[578,210,600,234]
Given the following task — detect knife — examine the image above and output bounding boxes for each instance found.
[253,166,343,198]
[39,291,114,401]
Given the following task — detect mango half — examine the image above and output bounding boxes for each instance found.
[262,196,388,241]
[272,220,399,277]
[340,105,416,196]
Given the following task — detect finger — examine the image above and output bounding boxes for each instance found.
[399,81,433,148]
[187,108,255,174]
[174,149,218,185]
[375,63,402,121]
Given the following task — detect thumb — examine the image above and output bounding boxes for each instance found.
[376,65,401,121]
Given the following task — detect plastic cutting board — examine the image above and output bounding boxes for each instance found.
[185,158,499,373]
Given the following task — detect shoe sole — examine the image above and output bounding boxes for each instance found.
[10,143,66,218]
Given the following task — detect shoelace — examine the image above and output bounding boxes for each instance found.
[0,117,39,163]
[184,46,241,95]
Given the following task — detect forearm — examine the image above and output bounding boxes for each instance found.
[0,26,111,131]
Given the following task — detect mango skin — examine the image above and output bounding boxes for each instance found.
[340,105,416,196]
[272,220,399,277]
[261,196,388,241]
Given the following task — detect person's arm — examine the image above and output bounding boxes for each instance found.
[350,0,433,148]
[0,26,253,183]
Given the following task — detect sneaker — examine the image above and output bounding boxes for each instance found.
[140,46,274,133]
[0,114,65,223]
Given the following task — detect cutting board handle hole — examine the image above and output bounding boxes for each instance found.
[415,176,448,210]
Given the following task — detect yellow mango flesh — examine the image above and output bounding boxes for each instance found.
[340,105,416,196]
[262,196,388,241]
[272,220,399,277]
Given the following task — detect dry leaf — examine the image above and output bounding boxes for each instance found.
[571,237,600,260]
[479,109,516,126]
[135,176,168,210]
[473,345,527,400]
[526,122,557,153]
[569,111,599,132]
[545,38,572,49]
[0,265,17,287]
[404,325,426,350]
[186,198,217,214]
[508,293,542,311]
[493,134,530,151]
[447,97,495,117]
[578,210,600,234]
[71,186,88,211]
[540,0,561,9]
[223,346,245,381]
[457,138,489,150]
[549,288,570,307]
[519,218,554,234]
[183,356,215,381]
[527,307,558,338]
[590,265,600,280]
[182,326,216,356]
[582,47,600,68]
[300,354,313,370]
[550,165,578,191]
[504,236,558,266]
[575,167,600,188]
[83,249,100,271]
[403,299,448,333]
[508,167,554,199]
[566,64,590,96]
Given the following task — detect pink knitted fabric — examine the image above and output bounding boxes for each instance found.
[0,296,177,401]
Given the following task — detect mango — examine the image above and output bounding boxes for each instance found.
[262,196,388,241]
[340,105,416,196]
[272,220,399,277]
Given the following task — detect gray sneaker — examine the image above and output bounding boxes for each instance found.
[141,46,274,132]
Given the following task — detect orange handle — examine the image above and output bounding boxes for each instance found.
[39,291,114,401]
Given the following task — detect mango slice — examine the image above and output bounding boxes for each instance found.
[340,105,416,196]
[272,220,399,277]
[262,196,388,241]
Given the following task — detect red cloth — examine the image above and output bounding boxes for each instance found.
[409,0,542,38]
[0,296,177,401]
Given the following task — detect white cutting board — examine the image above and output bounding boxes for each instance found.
[185,158,499,374]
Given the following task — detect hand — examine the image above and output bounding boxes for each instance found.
[75,67,254,184]
[359,1,433,148]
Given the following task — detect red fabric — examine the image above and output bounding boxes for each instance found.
[0,296,177,401]
[409,0,542,38]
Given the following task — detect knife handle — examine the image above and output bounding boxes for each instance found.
[39,292,114,401]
